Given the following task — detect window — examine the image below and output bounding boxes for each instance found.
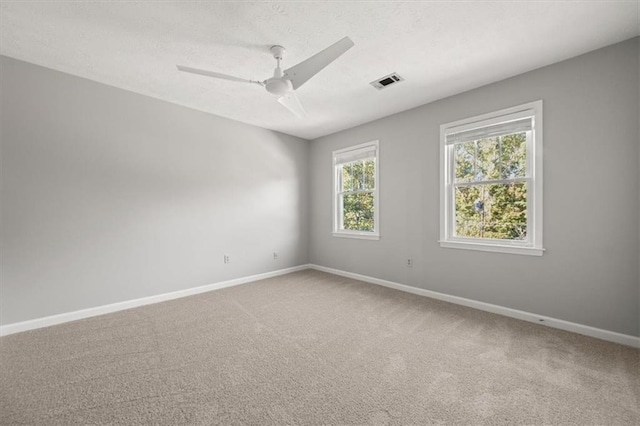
[333,141,379,239]
[440,101,543,255]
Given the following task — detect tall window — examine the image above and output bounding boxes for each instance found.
[333,141,379,239]
[440,101,543,255]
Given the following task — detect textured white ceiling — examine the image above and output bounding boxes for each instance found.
[1,1,639,140]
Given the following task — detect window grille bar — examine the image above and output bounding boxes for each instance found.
[453,177,528,187]
[338,189,376,196]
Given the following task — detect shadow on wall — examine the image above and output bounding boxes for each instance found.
[1,53,310,324]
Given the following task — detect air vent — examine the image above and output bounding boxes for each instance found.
[370,72,404,90]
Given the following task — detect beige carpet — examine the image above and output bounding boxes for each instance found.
[1,269,638,425]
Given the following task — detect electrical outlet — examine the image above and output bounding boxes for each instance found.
[406,257,413,268]
[224,254,230,264]
[273,252,279,260]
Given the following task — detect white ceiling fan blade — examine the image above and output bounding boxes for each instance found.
[176,65,262,85]
[277,92,307,118]
[284,36,354,90]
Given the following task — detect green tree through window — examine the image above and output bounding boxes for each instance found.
[440,101,543,255]
[333,141,379,238]
[454,133,527,240]
[341,160,375,231]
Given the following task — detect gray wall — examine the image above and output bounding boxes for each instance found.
[1,56,309,325]
[310,38,640,337]
[2,38,639,337]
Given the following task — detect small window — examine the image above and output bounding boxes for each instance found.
[333,141,379,240]
[440,101,543,255]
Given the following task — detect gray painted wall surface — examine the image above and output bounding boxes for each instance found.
[310,38,640,336]
[1,56,309,325]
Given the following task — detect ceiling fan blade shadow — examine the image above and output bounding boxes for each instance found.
[277,92,308,118]
[284,36,354,90]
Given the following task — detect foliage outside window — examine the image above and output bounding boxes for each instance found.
[440,101,543,255]
[333,141,379,239]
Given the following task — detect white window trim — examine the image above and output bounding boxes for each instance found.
[439,101,544,256]
[332,140,380,240]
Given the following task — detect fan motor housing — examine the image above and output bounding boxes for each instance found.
[265,78,292,96]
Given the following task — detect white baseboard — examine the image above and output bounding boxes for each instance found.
[309,264,640,349]
[0,264,310,337]
[4,263,638,349]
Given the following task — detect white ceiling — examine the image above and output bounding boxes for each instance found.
[1,1,639,140]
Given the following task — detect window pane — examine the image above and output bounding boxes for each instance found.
[341,163,354,192]
[341,159,375,192]
[342,192,375,232]
[454,141,475,182]
[352,163,361,191]
[455,182,527,240]
[476,137,500,180]
[342,160,368,192]
[454,185,482,236]
[352,161,364,191]
[500,132,527,179]
[363,159,375,190]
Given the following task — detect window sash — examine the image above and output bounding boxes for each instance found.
[336,158,376,194]
[338,188,376,196]
[337,190,375,232]
[453,177,528,187]
[446,131,532,182]
[452,132,530,184]
[450,177,532,244]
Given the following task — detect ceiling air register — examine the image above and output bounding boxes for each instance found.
[370,72,404,90]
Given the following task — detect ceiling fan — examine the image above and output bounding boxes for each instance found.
[177,36,354,118]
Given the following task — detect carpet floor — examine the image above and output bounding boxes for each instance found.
[1,269,639,425]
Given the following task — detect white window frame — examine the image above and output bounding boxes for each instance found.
[332,140,380,240]
[439,101,544,256]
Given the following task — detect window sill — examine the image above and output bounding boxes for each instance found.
[333,232,380,241]
[439,240,544,256]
